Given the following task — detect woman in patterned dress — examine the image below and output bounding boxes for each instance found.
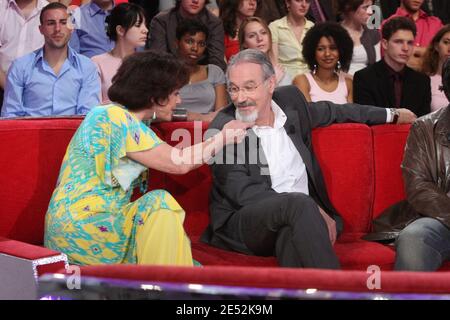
[44,51,251,266]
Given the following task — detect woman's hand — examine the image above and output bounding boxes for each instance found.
[221,120,254,145]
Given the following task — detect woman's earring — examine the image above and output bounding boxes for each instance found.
[313,64,317,75]
[336,61,341,72]
[152,111,156,120]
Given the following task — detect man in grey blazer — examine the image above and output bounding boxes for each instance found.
[201,49,416,269]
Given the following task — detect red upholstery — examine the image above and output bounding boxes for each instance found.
[372,125,410,218]
[2,118,450,293]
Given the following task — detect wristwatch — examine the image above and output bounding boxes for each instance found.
[390,108,400,124]
[172,108,188,122]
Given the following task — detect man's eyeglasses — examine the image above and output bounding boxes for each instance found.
[227,79,267,96]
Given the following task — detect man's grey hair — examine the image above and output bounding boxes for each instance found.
[442,57,450,102]
[226,49,275,86]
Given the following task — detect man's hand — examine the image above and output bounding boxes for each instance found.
[318,207,337,245]
[396,108,417,124]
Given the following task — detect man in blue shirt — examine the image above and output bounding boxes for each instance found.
[69,0,114,58]
[1,2,100,118]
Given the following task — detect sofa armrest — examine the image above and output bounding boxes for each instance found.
[0,237,68,279]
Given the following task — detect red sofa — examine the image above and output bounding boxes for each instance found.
[2,117,450,296]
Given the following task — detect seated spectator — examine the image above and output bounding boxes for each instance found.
[381,0,443,71]
[148,0,226,71]
[219,0,258,62]
[238,16,292,86]
[174,19,227,122]
[354,17,431,117]
[367,58,450,271]
[1,2,100,117]
[69,0,115,58]
[44,50,251,266]
[0,0,48,109]
[422,24,450,112]
[338,0,381,75]
[380,0,449,25]
[91,2,147,104]
[293,22,354,103]
[269,0,314,78]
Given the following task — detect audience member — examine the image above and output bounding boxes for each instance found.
[380,0,449,25]
[91,2,147,104]
[148,0,226,71]
[294,22,354,103]
[0,0,48,108]
[339,0,381,75]
[1,2,100,117]
[44,50,251,266]
[422,24,450,112]
[201,49,416,269]
[174,19,227,122]
[69,0,115,58]
[381,0,443,71]
[354,17,431,117]
[269,0,314,78]
[366,58,450,271]
[219,0,258,62]
[238,16,292,87]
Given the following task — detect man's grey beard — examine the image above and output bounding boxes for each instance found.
[235,108,258,123]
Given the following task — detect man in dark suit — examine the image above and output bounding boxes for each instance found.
[354,17,431,117]
[201,49,416,269]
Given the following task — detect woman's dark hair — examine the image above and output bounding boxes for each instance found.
[302,22,354,72]
[337,0,364,15]
[220,0,259,38]
[422,24,450,75]
[108,51,189,111]
[382,16,416,40]
[105,3,147,41]
[176,18,209,40]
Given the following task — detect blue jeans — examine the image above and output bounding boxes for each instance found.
[395,217,450,271]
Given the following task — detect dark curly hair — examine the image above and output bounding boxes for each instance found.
[176,18,209,40]
[105,3,147,42]
[108,51,189,111]
[301,22,354,72]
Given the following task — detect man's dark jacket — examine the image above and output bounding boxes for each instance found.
[201,86,388,252]
[353,60,431,117]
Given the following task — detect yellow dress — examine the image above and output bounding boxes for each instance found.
[44,105,193,266]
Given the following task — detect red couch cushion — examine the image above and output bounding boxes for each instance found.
[312,124,374,233]
[372,124,411,218]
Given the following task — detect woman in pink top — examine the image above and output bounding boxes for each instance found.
[91,3,148,104]
[422,25,450,112]
[293,22,354,103]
